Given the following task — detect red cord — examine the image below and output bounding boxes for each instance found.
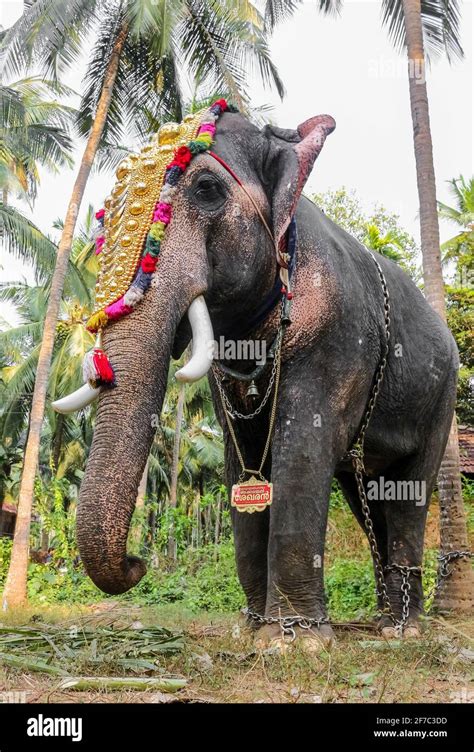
[208,151,243,187]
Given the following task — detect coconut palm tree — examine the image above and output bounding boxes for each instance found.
[438,176,474,274]
[398,1,472,611]
[1,0,287,607]
[0,77,74,206]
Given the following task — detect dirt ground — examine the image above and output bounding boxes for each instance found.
[0,602,473,704]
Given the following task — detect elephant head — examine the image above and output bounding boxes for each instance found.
[58,105,335,594]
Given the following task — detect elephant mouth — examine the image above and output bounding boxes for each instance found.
[172,312,192,360]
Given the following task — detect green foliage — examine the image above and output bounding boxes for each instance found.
[0,538,13,585]
[329,478,346,509]
[325,558,377,620]
[33,475,77,562]
[27,563,102,604]
[130,541,245,613]
[311,187,420,279]
[184,541,245,612]
[445,284,473,425]
[422,548,439,612]
[155,507,194,558]
[462,476,474,535]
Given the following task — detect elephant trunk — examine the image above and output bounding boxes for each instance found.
[77,288,213,595]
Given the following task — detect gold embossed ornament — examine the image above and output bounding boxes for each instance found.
[91,112,204,318]
[231,476,273,513]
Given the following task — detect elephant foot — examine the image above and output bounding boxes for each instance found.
[254,621,334,653]
[403,625,422,639]
[379,618,422,640]
[239,608,264,633]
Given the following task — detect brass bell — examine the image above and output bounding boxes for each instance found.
[246,380,259,399]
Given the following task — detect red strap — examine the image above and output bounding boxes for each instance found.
[207,151,288,271]
[208,151,243,187]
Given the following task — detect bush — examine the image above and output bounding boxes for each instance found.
[0,538,13,586]
[129,541,245,613]
[325,558,377,620]
[184,541,245,612]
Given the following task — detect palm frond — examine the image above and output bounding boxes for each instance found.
[381,0,463,62]
[1,0,101,79]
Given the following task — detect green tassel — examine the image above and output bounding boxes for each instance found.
[188,140,209,155]
[145,236,161,257]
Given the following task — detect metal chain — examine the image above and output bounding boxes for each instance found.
[437,549,473,579]
[423,550,474,604]
[353,458,394,620]
[211,302,285,421]
[216,335,282,483]
[243,607,330,643]
[385,564,422,629]
[343,251,398,625]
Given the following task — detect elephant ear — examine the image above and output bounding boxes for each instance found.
[262,114,336,266]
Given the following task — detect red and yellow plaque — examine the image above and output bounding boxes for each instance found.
[231,476,273,513]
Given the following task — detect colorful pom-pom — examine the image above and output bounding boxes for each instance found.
[141,253,158,273]
[145,236,161,257]
[149,222,165,242]
[95,235,105,255]
[105,297,134,320]
[153,202,172,224]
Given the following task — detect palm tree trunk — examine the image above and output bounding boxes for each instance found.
[167,383,186,560]
[402,0,474,612]
[1,24,128,610]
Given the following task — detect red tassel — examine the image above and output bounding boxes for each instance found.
[92,348,115,385]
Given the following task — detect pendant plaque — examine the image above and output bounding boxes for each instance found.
[231,476,273,513]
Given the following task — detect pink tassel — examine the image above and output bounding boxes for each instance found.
[153,202,172,224]
[95,235,105,255]
[105,297,133,320]
[199,123,216,137]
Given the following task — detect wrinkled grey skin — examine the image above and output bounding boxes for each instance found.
[77,112,458,640]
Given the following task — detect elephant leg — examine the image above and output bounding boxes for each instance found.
[262,380,338,645]
[380,452,436,634]
[223,423,270,620]
[339,455,434,635]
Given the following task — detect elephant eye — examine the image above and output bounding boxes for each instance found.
[192,172,227,210]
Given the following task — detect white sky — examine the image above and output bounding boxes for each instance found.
[1,0,473,325]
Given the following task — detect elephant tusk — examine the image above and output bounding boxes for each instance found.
[175,295,214,383]
[52,383,101,414]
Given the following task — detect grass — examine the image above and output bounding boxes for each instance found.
[0,603,472,704]
[0,491,472,703]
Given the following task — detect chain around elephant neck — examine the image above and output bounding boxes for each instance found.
[214,322,282,483]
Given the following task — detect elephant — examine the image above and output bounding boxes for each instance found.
[56,106,458,648]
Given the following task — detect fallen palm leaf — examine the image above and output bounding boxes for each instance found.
[58,676,186,692]
[0,623,184,679]
[0,653,68,676]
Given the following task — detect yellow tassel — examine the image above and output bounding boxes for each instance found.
[86,310,108,333]
[149,222,166,241]
[196,133,212,146]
